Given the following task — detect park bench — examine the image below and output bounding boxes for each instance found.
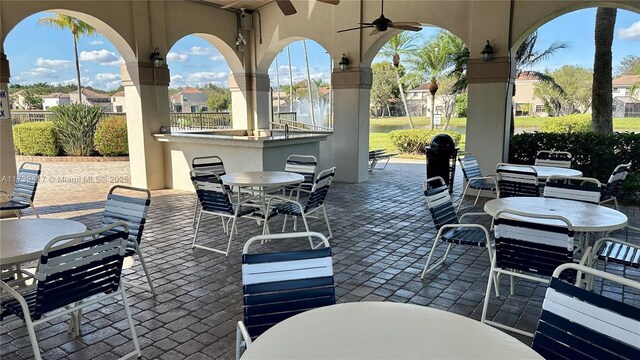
[368,149,398,172]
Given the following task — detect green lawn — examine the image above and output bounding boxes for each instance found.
[370,116,639,158]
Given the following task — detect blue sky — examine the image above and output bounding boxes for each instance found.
[4,8,639,91]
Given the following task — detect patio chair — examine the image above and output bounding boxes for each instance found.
[191,156,227,227]
[263,167,335,243]
[191,171,258,256]
[481,209,589,337]
[235,232,335,360]
[534,150,573,168]
[600,162,631,210]
[421,177,494,280]
[531,263,640,359]
[0,162,41,218]
[0,222,141,360]
[543,175,602,204]
[496,163,539,198]
[586,229,640,289]
[369,149,398,172]
[456,152,497,212]
[100,185,155,295]
[282,154,317,199]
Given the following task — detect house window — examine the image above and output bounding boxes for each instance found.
[201,106,208,112]
[175,105,183,112]
[435,106,443,114]
[191,105,199,112]
[116,106,123,112]
[535,105,544,113]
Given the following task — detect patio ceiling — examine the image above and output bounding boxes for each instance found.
[190,0,273,11]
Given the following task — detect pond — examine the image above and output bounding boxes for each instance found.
[370,123,467,136]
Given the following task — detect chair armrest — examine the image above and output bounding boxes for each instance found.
[459,212,493,222]
[468,175,497,183]
[437,223,492,251]
[592,237,638,259]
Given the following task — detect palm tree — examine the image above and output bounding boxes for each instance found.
[377,33,420,128]
[408,31,463,130]
[591,8,617,134]
[37,14,96,104]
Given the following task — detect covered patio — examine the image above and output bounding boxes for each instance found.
[1,160,638,359]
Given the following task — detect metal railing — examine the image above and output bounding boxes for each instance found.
[169,112,232,131]
[10,111,126,125]
[273,112,297,123]
[271,113,332,132]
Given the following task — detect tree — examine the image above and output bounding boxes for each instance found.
[37,14,96,104]
[377,32,420,128]
[370,62,397,116]
[23,90,43,110]
[615,55,640,77]
[455,93,468,117]
[534,65,593,116]
[408,31,463,129]
[591,8,616,133]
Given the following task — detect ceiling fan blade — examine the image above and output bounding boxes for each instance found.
[389,23,421,32]
[220,0,243,9]
[390,22,422,27]
[337,25,374,33]
[359,22,374,25]
[276,0,297,15]
[370,29,379,36]
[317,0,340,5]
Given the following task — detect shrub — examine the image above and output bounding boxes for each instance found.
[389,129,462,154]
[509,131,640,202]
[94,116,128,156]
[12,121,60,156]
[540,114,590,133]
[52,104,103,156]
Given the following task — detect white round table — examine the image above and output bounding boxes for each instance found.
[221,171,304,188]
[500,165,582,179]
[1,219,87,265]
[484,197,628,232]
[241,302,542,359]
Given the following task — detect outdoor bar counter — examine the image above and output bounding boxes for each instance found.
[155,130,330,191]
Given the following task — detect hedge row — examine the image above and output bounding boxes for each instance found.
[13,117,128,156]
[509,131,640,201]
[389,129,462,154]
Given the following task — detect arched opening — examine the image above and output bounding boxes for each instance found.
[166,34,235,132]
[266,39,333,130]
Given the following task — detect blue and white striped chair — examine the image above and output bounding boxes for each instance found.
[264,167,335,243]
[496,163,539,198]
[535,150,573,168]
[283,154,317,199]
[457,152,497,212]
[600,162,631,210]
[532,263,640,359]
[543,176,602,204]
[0,162,41,218]
[191,171,258,256]
[481,210,589,337]
[235,232,335,360]
[0,222,141,360]
[421,177,494,279]
[191,156,227,227]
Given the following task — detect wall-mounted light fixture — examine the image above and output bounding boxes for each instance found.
[150,48,164,67]
[481,41,494,62]
[339,53,350,72]
[236,33,246,52]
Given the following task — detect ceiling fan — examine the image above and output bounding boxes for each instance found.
[222,0,340,16]
[338,0,421,35]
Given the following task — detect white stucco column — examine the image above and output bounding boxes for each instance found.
[229,73,270,130]
[121,62,170,190]
[331,67,372,183]
[465,58,514,176]
[0,53,17,218]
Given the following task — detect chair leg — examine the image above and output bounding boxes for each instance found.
[14,209,21,219]
[225,216,238,256]
[421,239,450,279]
[322,206,333,240]
[31,206,39,218]
[25,316,42,360]
[300,214,315,248]
[135,246,156,296]
[236,326,244,360]
[282,215,288,232]
[192,200,200,228]
[120,288,142,358]
[509,275,515,296]
[481,264,496,325]
[192,212,203,248]
[614,198,619,210]
[456,183,471,213]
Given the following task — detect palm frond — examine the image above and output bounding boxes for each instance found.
[520,70,565,95]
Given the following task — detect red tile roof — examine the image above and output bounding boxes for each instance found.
[613,75,640,86]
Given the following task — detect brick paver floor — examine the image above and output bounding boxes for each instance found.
[1,159,639,359]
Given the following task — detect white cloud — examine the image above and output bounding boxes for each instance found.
[89,40,104,45]
[105,80,121,90]
[170,72,229,87]
[188,46,211,56]
[95,72,119,81]
[79,49,121,65]
[210,54,225,62]
[167,52,189,62]
[23,67,58,78]
[35,57,72,69]
[187,71,228,82]
[619,21,640,40]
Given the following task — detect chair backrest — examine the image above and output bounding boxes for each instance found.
[304,167,335,212]
[535,150,572,168]
[532,263,640,359]
[423,176,458,230]
[601,162,631,201]
[241,232,335,339]
[14,162,41,201]
[494,210,574,279]
[190,171,234,214]
[285,154,317,187]
[543,176,602,204]
[191,156,226,176]
[496,163,539,198]
[101,185,151,246]
[33,222,129,320]
[458,152,483,181]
